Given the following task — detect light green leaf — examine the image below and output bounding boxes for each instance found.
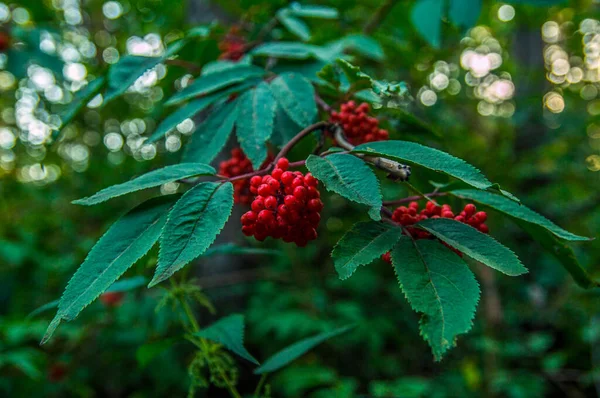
[73,163,215,206]
[236,82,277,168]
[416,218,527,276]
[278,10,311,41]
[165,65,266,106]
[53,77,106,138]
[269,73,317,127]
[450,189,591,242]
[288,4,338,19]
[182,100,238,163]
[104,40,187,103]
[352,141,493,191]
[332,221,402,280]
[516,222,599,289]
[251,42,322,60]
[195,314,259,364]
[42,196,175,344]
[411,0,443,48]
[150,182,234,286]
[391,237,480,360]
[254,325,355,374]
[306,154,383,221]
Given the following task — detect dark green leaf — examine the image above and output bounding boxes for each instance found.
[104,39,187,103]
[411,0,443,48]
[195,314,259,364]
[73,163,215,206]
[150,182,234,286]
[449,0,482,28]
[332,221,402,279]
[42,196,175,344]
[269,73,317,127]
[236,82,277,168]
[278,10,311,41]
[351,141,493,191]
[336,59,373,92]
[306,154,383,220]
[450,189,591,241]
[417,218,527,276]
[53,77,106,138]
[182,100,238,163]
[148,97,216,143]
[516,222,598,289]
[254,325,355,374]
[391,237,480,360]
[165,65,266,106]
[271,105,303,148]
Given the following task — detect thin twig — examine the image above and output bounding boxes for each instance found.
[315,93,333,113]
[382,192,447,206]
[363,0,400,34]
[273,121,330,164]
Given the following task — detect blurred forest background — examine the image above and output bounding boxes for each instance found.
[1,0,600,397]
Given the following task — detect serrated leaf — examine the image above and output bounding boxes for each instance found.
[73,163,215,206]
[332,221,402,279]
[516,222,599,289]
[449,189,591,242]
[251,42,322,60]
[254,325,355,374]
[416,218,527,276]
[411,0,443,48]
[271,105,303,148]
[391,236,480,360]
[150,182,234,286]
[278,10,311,41]
[269,73,317,127]
[42,196,175,344]
[28,276,147,319]
[104,39,187,103]
[195,314,259,364]
[316,63,341,89]
[236,82,277,168]
[148,97,217,143]
[288,4,338,19]
[165,65,266,106]
[352,141,493,191]
[306,154,383,220]
[53,77,106,138]
[182,100,238,163]
[336,59,373,92]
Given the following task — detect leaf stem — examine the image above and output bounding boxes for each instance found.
[254,373,268,397]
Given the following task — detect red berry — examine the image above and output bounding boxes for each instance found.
[464,204,476,217]
[258,210,273,223]
[276,158,289,170]
[281,171,294,185]
[264,196,278,210]
[251,198,264,212]
[293,186,307,201]
[258,184,271,196]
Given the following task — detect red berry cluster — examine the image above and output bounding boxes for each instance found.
[329,101,389,145]
[218,27,246,61]
[382,201,488,262]
[241,158,323,247]
[219,148,273,205]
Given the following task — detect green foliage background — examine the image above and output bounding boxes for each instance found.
[1,0,599,396]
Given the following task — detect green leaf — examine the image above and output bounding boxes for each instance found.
[150,182,234,286]
[416,218,527,276]
[516,222,599,289]
[42,196,175,344]
[53,77,106,139]
[202,58,254,75]
[271,105,303,148]
[195,314,259,364]
[269,73,317,127]
[202,243,282,258]
[411,0,443,49]
[351,141,493,191]
[104,39,187,103]
[305,154,383,221]
[251,42,322,60]
[449,189,591,242]
[391,237,480,360]
[449,0,482,28]
[277,10,311,41]
[73,163,215,206]
[254,325,355,374]
[336,59,373,92]
[332,221,402,280]
[148,98,215,143]
[334,34,385,61]
[182,100,238,163]
[236,82,277,168]
[287,4,338,19]
[165,65,265,106]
